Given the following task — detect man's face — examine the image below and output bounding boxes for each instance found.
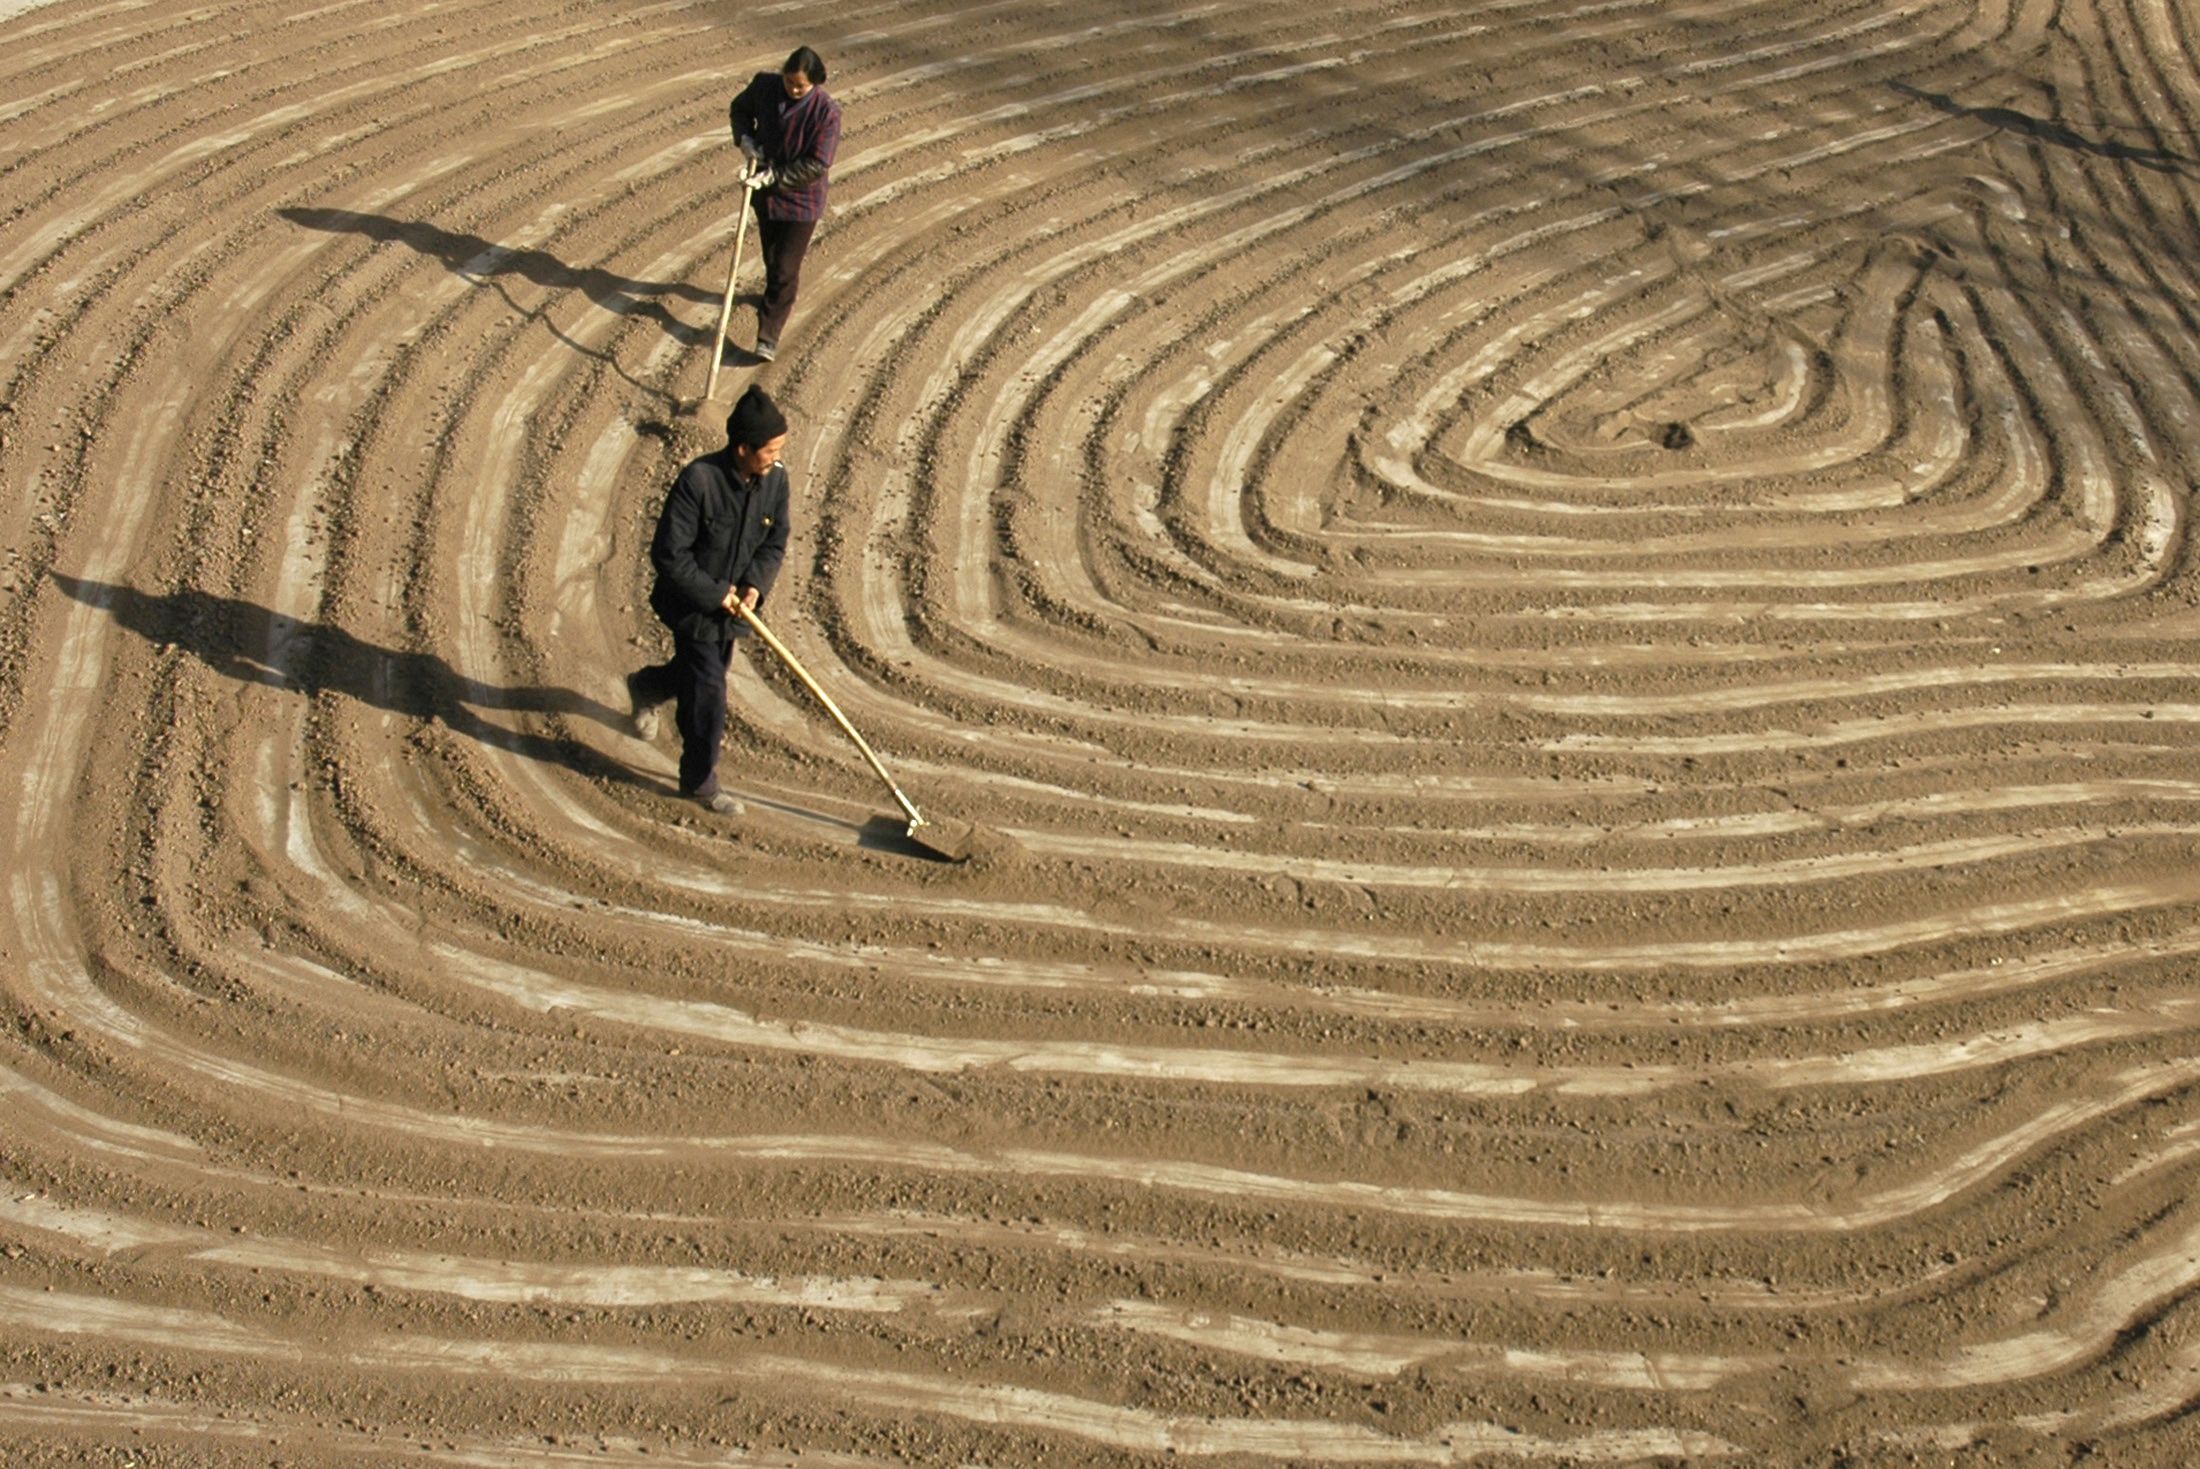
[782,69,813,101]
[733,432,788,477]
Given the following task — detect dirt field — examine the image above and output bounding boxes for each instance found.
[5,0,2200,1463]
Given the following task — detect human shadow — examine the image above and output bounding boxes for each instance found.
[54,573,646,787]
[1890,82,2194,176]
[280,206,717,314]
[279,206,721,399]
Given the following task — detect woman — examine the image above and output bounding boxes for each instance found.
[729,46,843,361]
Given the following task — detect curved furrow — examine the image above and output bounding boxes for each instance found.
[10,0,2200,1463]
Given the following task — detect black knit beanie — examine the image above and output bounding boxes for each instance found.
[726,385,789,448]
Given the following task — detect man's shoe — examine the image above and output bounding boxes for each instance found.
[689,789,743,816]
[625,671,661,742]
[754,337,777,362]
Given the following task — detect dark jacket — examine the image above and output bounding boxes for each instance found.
[648,452,790,642]
[729,72,841,222]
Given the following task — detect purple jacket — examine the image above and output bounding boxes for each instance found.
[729,73,841,222]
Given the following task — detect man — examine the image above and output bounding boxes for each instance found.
[628,385,792,814]
[729,45,841,362]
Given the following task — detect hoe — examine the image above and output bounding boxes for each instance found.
[735,603,979,862]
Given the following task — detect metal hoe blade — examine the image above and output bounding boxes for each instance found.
[903,813,975,863]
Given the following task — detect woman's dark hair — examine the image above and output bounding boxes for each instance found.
[784,46,826,85]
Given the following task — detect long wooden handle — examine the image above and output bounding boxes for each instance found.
[734,602,924,827]
[703,176,760,401]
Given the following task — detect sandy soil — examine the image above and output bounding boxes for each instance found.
[5,0,2200,1463]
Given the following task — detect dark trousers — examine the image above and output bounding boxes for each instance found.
[632,635,734,795]
[753,214,818,345]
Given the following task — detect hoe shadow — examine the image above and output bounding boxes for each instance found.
[856,812,955,862]
[54,573,645,788]
[279,206,720,400]
[1889,81,2194,175]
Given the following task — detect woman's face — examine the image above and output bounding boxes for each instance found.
[782,69,813,101]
